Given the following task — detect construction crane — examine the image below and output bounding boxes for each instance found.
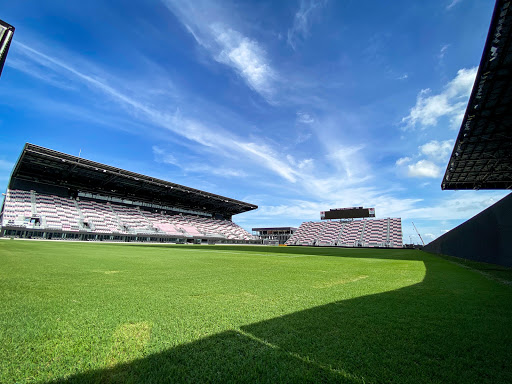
[411,222,425,246]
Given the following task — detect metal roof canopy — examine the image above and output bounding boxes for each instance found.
[0,19,15,78]
[9,143,258,217]
[442,0,512,190]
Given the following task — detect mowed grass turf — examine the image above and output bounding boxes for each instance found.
[0,240,511,383]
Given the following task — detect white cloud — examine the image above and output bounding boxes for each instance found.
[294,132,312,144]
[153,146,247,178]
[328,145,367,180]
[161,0,276,101]
[7,56,77,91]
[439,44,450,59]
[396,140,453,178]
[287,155,314,170]
[397,73,408,80]
[446,0,462,10]
[407,160,441,178]
[287,0,327,50]
[212,25,276,98]
[235,141,298,182]
[152,146,180,166]
[402,67,477,130]
[395,157,411,166]
[419,140,454,162]
[296,111,314,124]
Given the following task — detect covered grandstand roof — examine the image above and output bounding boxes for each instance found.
[442,0,512,190]
[8,143,257,216]
[0,19,15,79]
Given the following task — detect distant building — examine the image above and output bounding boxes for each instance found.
[252,227,297,245]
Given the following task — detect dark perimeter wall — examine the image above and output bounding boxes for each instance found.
[424,193,512,267]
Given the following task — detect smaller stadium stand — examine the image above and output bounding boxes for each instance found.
[286,218,402,248]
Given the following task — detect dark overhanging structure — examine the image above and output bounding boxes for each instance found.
[426,0,512,266]
[442,0,512,190]
[7,143,257,220]
[0,19,15,79]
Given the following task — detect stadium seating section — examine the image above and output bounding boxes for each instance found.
[1,189,254,240]
[286,218,403,248]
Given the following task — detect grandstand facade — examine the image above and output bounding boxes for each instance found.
[0,144,258,243]
[286,218,403,248]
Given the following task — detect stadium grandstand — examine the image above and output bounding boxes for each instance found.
[0,144,259,244]
[286,207,403,248]
[425,0,512,266]
[285,218,402,248]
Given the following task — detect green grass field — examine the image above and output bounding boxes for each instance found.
[0,240,511,383]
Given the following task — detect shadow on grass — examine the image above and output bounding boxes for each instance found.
[49,248,511,384]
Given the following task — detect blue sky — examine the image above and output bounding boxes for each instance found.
[0,0,508,243]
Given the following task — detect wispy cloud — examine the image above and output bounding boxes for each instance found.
[161,0,277,101]
[153,146,247,177]
[13,41,295,183]
[328,145,367,180]
[7,55,77,91]
[438,44,450,60]
[235,141,298,182]
[401,67,477,130]
[212,25,276,98]
[287,0,327,50]
[395,157,411,166]
[446,0,463,10]
[152,146,180,166]
[296,111,315,124]
[13,39,377,195]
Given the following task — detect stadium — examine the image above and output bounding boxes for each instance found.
[1,144,403,248]
[0,1,511,383]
